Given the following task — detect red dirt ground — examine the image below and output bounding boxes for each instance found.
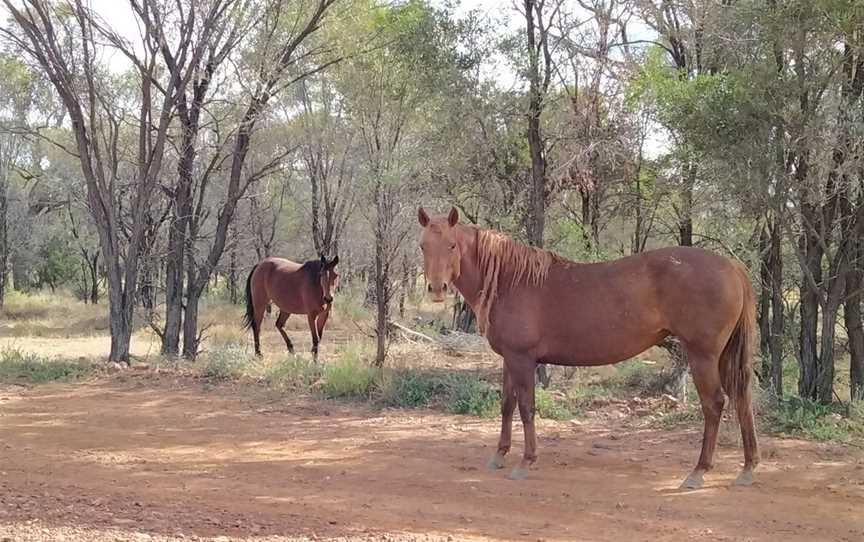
[1,374,863,542]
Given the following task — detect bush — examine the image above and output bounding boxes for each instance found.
[265,356,322,391]
[379,369,442,408]
[443,373,499,417]
[535,388,572,420]
[320,347,379,399]
[765,396,863,442]
[202,345,256,380]
[0,348,92,382]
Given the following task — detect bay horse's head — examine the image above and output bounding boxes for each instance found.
[317,254,340,305]
[417,206,460,303]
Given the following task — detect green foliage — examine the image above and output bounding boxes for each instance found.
[320,346,379,399]
[265,356,322,391]
[442,373,498,417]
[629,47,764,151]
[202,345,257,380]
[34,233,79,292]
[0,348,92,382]
[380,369,442,408]
[765,397,864,442]
[534,388,572,420]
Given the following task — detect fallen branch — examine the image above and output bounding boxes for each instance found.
[388,321,436,343]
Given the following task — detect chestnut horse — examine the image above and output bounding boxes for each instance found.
[243,255,339,360]
[418,207,758,488]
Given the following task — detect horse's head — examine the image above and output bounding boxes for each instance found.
[318,254,340,305]
[417,206,460,303]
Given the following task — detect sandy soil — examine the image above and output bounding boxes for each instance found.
[1,374,863,542]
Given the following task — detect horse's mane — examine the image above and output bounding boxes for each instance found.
[471,227,564,335]
[300,259,324,279]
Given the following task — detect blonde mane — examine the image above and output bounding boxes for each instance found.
[472,228,563,335]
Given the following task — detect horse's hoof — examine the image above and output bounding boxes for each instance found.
[509,466,529,480]
[486,454,505,471]
[733,470,754,486]
[680,473,704,489]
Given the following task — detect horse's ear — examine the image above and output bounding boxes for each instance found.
[328,255,339,268]
[418,207,430,227]
[447,207,459,227]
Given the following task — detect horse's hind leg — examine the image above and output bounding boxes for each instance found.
[733,387,758,486]
[507,357,537,480]
[275,311,294,354]
[487,365,516,470]
[681,352,725,489]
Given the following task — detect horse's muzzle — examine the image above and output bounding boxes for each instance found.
[323,295,334,304]
[427,282,447,303]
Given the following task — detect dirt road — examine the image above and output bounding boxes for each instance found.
[1,376,862,541]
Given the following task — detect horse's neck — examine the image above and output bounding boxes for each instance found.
[452,226,483,308]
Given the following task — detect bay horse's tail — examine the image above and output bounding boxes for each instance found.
[720,263,759,465]
[243,264,259,331]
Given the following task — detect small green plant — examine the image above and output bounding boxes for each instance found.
[766,396,862,442]
[380,369,441,408]
[321,348,379,399]
[202,345,255,380]
[535,388,572,420]
[443,373,499,417]
[265,356,322,391]
[0,348,92,382]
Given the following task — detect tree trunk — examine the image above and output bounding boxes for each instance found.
[0,173,7,308]
[89,253,99,304]
[229,232,238,305]
[182,285,203,359]
[373,176,388,367]
[845,235,864,401]
[758,225,771,386]
[106,279,134,362]
[678,162,696,247]
[798,202,822,400]
[768,219,784,397]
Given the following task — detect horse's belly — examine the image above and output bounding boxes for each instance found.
[541,329,666,366]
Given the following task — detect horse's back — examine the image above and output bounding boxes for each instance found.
[251,257,309,313]
[488,245,747,365]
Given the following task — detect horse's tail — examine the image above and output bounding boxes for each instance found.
[243,264,259,331]
[720,263,756,415]
[719,263,759,464]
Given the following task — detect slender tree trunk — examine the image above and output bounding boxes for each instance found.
[798,202,822,401]
[89,253,99,304]
[758,225,772,386]
[373,175,388,367]
[845,234,864,401]
[229,230,238,305]
[0,172,7,308]
[182,285,203,359]
[768,219,784,396]
[678,162,696,247]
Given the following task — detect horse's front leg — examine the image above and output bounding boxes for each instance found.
[487,365,516,470]
[307,312,321,361]
[509,358,537,480]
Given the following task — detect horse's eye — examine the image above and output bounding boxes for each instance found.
[450,244,456,251]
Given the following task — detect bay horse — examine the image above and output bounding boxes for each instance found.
[243,255,339,360]
[417,207,758,488]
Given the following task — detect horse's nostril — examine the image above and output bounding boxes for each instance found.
[427,283,432,292]
[443,283,448,291]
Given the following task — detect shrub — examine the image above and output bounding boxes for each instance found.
[443,373,499,417]
[0,348,92,382]
[379,369,441,408]
[201,345,256,380]
[535,388,572,420]
[265,356,322,391]
[320,347,379,399]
